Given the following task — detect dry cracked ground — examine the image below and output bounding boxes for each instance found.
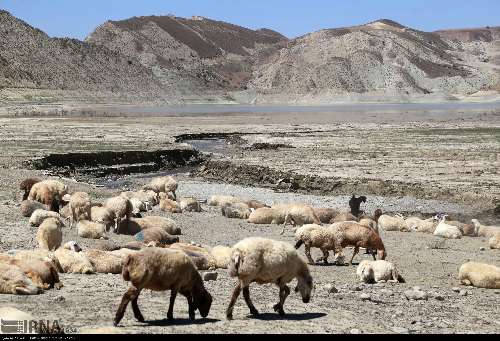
[0,105,499,334]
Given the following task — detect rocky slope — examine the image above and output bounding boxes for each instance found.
[0,10,164,100]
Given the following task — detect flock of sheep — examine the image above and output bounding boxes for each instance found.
[1,176,499,326]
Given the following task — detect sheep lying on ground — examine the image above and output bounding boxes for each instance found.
[143,176,178,199]
[54,243,95,274]
[113,247,213,325]
[129,198,146,217]
[167,243,217,270]
[37,217,63,251]
[433,215,462,239]
[226,237,313,319]
[7,249,62,273]
[471,219,500,239]
[91,206,115,228]
[245,200,268,209]
[222,202,251,219]
[121,191,158,208]
[20,200,46,217]
[247,207,285,225]
[329,222,387,265]
[0,253,62,289]
[359,209,383,234]
[29,209,63,227]
[159,197,182,213]
[63,192,92,229]
[295,224,340,265]
[277,204,321,235]
[77,220,107,240]
[405,217,438,234]
[331,211,358,223]
[180,197,202,212]
[458,262,500,289]
[210,245,232,269]
[135,227,179,246]
[84,249,123,274]
[313,208,340,224]
[104,196,132,232]
[489,234,500,250]
[136,216,181,235]
[356,260,405,284]
[378,214,408,232]
[209,195,242,207]
[446,220,476,237]
[0,262,42,295]
[28,179,68,212]
[20,177,41,201]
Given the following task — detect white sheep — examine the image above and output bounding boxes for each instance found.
[294,224,340,265]
[458,262,500,289]
[84,249,123,274]
[405,216,437,234]
[113,247,213,325]
[104,196,132,232]
[36,217,63,251]
[121,190,158,208]
[489,234,500,250]
[247,207,286,225]
[20,200,46,218]
[91,206,116,227]
[208,195,242,207]
[54,243,95,274]
[29,209,63,227]
[135,216,181,235]
[77,220,108,240]
[275,203,321,235]
[226,237,313,319]
[471,219,500,239]
[433,215,462,239]
[356,260,405,284]
[129,197,146,216]
[378,214,409,232]
[0,253,62,290]
[63,192,92,230]
[210,245,233,269]
[159,197,182,213]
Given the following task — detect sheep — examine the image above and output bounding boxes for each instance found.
[37,217,63,251]
[135,227,179,246]
[405,216,438,234]
[20,200,46,217]
[247,207,285,225]
[104,196,132,232]
[110,248,139,261]
[226,237,313,319]
[294,224,340,265]
[378,214,409,232]
[359,209,384,234]
[63,192,92,230]
[222,202,252,219]
[210,245,232,269]
[448,221,476,237]
[278,204,321,235]
[245,200,269,209]
[20,177,41,201]
[143,176,178,199]
[328,221,387,266]
[331,211,358,223]
[91,206,116,227]
[356,260,405,284]
[7,249,63,273]
[209,195,242,207]
[313,208,340,224]
[180,197,202,212]
[84,249,124,274]
[28,179,68,212]
[29,209,63,227]
[458,262,500,289]
[0,253,62,289]
[134,216,181,235]
[113,247,213,325]
[54,246,95,275]
[167,243,217,270]
[129,197,146,217]
[121,190,158,208]
[77,220,108,240]
[349,195,367,217]
[159,197,182,213]
[489,233,500,249]
[433,215,462,239]
[471,219,500,239]
[0,262,42,295]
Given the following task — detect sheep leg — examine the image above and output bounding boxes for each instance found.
[316,249,329,265]
[183,291,196,321]
[131,291,145,323]
[114,287,140,326]
[350,246,360,266]
[242,286,259,316]
[273,285,290,316]
[304,244,315,265]
[226,283,242,320]
[280,214,291,235]
[167,289,178,320]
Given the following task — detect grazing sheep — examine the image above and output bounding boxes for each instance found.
[489,234,500,250]
[247,207,285,225]
[295,224,340,265]
[328,222,387,265]
[143,176,178,199]
[356,260,405,284]
[433,215,462,239]
[405,217,438,234]
[209,195,242,207]
[77,220,108,240]
[91,206,116,227]
[20,200,46,218]
[314,208,340,224]
[0,254,62,289]
[0,262,42,295]
[331,211,358,223]
[245,200,269,209]
[37,217,63,251]
[64,192,92,229]
[29,209,62,227]
[104,196,133,232]
[54,246,95,275]
[135,227,179,246]
[28,179,68,212]
[180,197,202,212]
[159,197,182,213]
[378,214,408,232]
[279,204,321,235]
[458,262,500,289]
[84,249,123,274]
[20,177,42,201]
[349,195,367,217]
[113,247,213,325]
[226,237,313,319]
[471,219,500,239]
[222,202,252,219]
[210,245,232,269]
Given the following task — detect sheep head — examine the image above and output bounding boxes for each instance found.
[193,284,213,319]
[295,269,313,304]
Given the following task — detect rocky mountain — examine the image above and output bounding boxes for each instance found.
[0,10,164,99]
[435,26,500,43]
[86,15,288,92]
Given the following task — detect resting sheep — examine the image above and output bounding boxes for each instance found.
[20,200,46,218]
[313,208,339,224]
[136,216,181,235]
[247,207,285,225]
[210,245,232,269]
[135,227,179,246]
[245,200,268,209]
[91,206,116,228]
[54,243,95,274]
[226,237,313,319]
[113,247,213,325]
[489,234,500,250]
[209,195,242,207]
[378,214,408,232]
[356,260,405,284]
[37,217,63,251]
[0,253,62,290]
[28,179,68,212]
[331,211,358,223]
[29,209,63,227]
[222,202,252,219]
[104,196,132,232]
[458,262,500,289]
[20,177,41,201]
[433,215,462,239]
[180,197,202,212]
[159,197,182,213]
[77,220,108,240]
[471,219,500,239]
[143,176,178,199]
[84,249,124,274]
[295,224,340,265]
[405,216,438,234]
[276,204,321,235]
[0,262,42,295]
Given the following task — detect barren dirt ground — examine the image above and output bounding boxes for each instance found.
[0,107,499,334]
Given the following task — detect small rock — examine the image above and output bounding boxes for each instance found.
[351,285,364,292]
[52,295,65,303]
[350,329,361,334]
[203,271,218,281]
[480,247,486,251]
[451,287,461,293]
[392,327,409,334]
[360,293,371,301]
[459,290,468,297]
[326,284,339,294]
[404,289,428,301]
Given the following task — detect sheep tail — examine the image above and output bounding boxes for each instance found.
[295,239,304,249]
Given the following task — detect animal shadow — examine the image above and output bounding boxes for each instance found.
[146,317,220,326]
[250,312,327,321]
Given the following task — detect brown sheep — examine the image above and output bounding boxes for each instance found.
[314,208,340,224]
[19,177,41,201]
[28,180,68,212]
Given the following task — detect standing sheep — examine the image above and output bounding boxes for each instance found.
[143,176,178,199]
[104,196,133,232]
[20,177,41,201]
[64,192,92,230]
[226,237,313,319]
[91,206,116,228]
[458,262,500,289]
[278,204,321,235]
[349,195,367,217]
[28,179,68,212]
[356,260,405,284]
[37,217,63,251]
[359,209,383,234]
[294,224,340,265]
[114,247,213,325]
